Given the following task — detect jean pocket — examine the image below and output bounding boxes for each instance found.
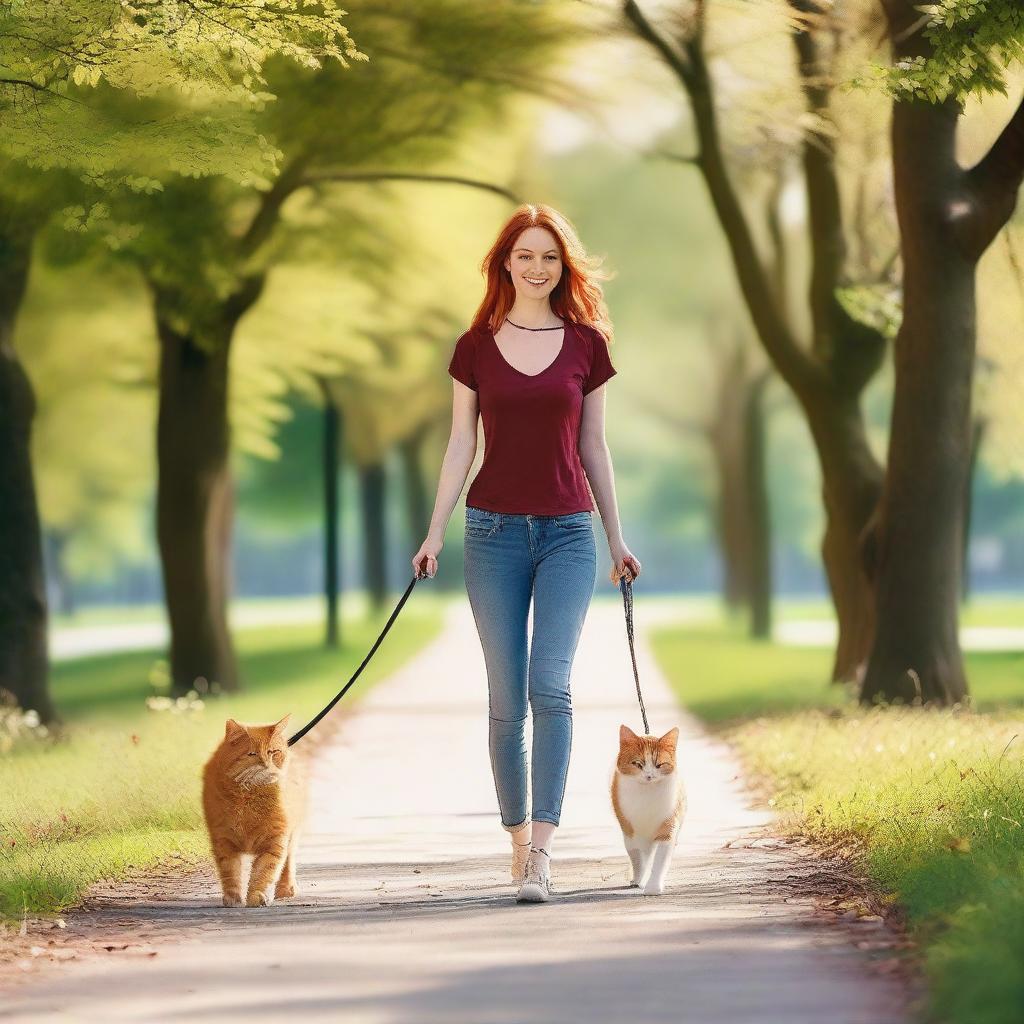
[465,507,497,537]
[553,511,593,530]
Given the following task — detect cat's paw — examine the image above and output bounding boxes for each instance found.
[642,880,664,896]
[222,893,244,908]
[246,890,274,908]
[274,881,296,899]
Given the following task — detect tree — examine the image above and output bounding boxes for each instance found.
[0,1,361,719]
[636,325,774,637]
[101,0,580,693]
[622,0,890,680]
[860,2,1024,704]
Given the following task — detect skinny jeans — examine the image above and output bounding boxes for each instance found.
[463,505,597,829]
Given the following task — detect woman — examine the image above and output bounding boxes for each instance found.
[412,204,641,904]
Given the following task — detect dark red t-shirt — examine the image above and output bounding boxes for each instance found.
[447,319,617,515]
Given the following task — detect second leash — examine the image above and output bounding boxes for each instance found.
[618,573,650,735]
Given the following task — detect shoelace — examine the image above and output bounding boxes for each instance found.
[525,848,550,885]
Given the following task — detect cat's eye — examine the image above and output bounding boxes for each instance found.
[247,752,257,756]
[632,761,643,769]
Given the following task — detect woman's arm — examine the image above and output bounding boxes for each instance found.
[579,385,641,583]
[412,380,479,577]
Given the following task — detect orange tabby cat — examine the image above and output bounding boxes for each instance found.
[610,724,686,895]
[201,715,308,908]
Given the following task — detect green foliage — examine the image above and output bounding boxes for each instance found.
[0,1,365,181]
[861,1,1024,102]
[652,617,1024,1024]
[0,603,444,919]
[835,283,901,343]
[734,708,1024,1024]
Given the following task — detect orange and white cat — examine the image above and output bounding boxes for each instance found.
[611,724,686,896]
[201,715,308,908]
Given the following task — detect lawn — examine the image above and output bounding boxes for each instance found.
[772,594,1024,630]
[1,597,446,921]
[650,614,1024,1024]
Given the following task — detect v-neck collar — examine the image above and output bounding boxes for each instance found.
[488,321,570,379]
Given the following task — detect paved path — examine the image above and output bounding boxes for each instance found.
[5,600,911,1023]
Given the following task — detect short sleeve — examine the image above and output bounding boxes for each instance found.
[447,329,478,391]
[582,327,617,395]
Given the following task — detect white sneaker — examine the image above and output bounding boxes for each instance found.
[516,848,551,903]
[511,840,532,883]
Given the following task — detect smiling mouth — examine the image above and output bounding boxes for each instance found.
[525,278,547,285]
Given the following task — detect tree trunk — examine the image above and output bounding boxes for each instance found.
[622,2,887,681]
[0,219,56,722]
[359,461,387,610]
[709,391,753,612]
[155,316,240,696]
[0,216,56,724]
[800,392,884,683]
[861,96,972,706]
[744,374,772,640]
[321,388,341,648]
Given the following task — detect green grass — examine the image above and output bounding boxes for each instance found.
[650,618,1024,1024]
[774,594,1024,630]
[1,598,446,921]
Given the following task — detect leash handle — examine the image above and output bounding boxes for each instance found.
[288,563,430,747]
[618,573,649,735]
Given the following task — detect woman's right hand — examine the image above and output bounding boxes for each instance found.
[411,538,441,579]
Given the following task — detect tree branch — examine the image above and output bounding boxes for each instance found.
[238,155,312,258]
[624,0,818,393]
[963,93,1024,258]
[766,167,790,325]
[790,0,846,362]
[300,170,522,204]
[622,0,697,93]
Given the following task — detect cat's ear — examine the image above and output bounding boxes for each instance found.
[659,726,680,748]
[225,718,246,741]
[271,714,292,736]
[619,724,639,745]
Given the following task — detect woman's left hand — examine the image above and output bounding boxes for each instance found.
[609,542,641,585]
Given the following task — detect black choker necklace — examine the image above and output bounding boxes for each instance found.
[504,316,565,331]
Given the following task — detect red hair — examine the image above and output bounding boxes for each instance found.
[470,204,615,344]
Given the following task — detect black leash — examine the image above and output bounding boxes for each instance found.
[288,566,429,747]
[618,573,650,734]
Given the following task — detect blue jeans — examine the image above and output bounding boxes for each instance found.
[463,505,598,829]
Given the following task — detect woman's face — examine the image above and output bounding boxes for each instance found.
[503,226,563,301]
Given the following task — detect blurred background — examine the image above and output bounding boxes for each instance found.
[2,3,1023,1018]
[7,2,1023,659]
